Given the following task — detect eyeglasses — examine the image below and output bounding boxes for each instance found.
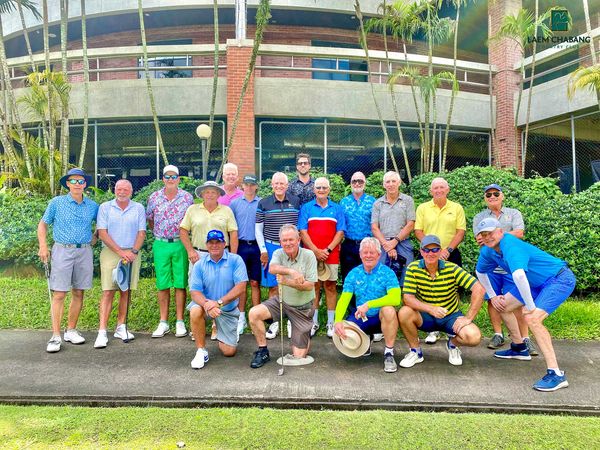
[351,179,365,185]
[164,175,179,180]
[485,192,501,198]
[315,186,329,191]
[67,179,86,185]
[297,161,310,166]
[421,247,441,254]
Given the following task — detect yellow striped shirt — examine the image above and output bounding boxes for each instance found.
[403,260,476,314]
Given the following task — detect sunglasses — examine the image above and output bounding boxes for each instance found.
[351,179,365,185]
[164,175,179,180]
[297,161,310,166]
[485,192,501,198]
[315,186,329,190]
[67,179,86,185]
[422,247,441,254]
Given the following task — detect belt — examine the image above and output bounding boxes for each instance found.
[265,239,280,245]
[156,237,180,243]
[193,247,209,253]
[344,238,362,245]
[55,243,91,248]
[239,240,258,246]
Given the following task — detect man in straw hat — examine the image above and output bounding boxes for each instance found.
[248,224,317,368]
[38,168,98,353]
[333,237,401,372]
[398,235,485,368]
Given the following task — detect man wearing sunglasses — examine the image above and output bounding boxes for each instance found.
[146,165,194,339]
[287,153,315,206]
[473,184,537,356]
[38,168,99,353]
[398,235,485,368]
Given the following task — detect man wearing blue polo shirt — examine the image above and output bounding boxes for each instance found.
[475,218,576,392]
[38,168,99,353]
[188,230,248,369]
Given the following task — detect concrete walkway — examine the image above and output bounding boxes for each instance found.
[1,330,599,415]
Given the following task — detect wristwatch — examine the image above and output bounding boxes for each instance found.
[325,248,332,254]
[217,299,224,307]
[447,247,454,254]
[131,249,139,254]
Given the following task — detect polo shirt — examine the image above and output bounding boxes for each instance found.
[190,251,248,312]
[340,193,375,241]
[371,193,416,238]
[415,199,466,249]
[472,207,524,235]
[342,263,399,317]
[403,260,476,314]
[146,188,194,239]
[180,203,238,250]
[271,247,317,307]
[42,193,98,244]
[218,187,243,206]
[97,199,146,248]
[287,177,315,206]
[230,195,261,241]
[255,193,300,242]
[298,198,346,264]
[476,234,567,288]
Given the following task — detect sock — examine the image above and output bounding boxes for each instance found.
[259,345,267,351]
[549,367,564,376]
[160,320,168,325]
[494,332,503,337]
[98,329,107,334]
[384,346,394,356]
[313,309,319,324]
[411,347,422,357]
[511,342,527,352]
[447,339,457,349]
[327,310,335,325]
[176,320,184,324]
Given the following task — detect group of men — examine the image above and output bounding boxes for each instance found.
[38,154,576,392]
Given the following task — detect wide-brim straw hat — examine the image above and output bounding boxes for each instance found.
[317,261,331,281]
[59,168,92,189]
[195,180,225,198]
[332,320,370,358]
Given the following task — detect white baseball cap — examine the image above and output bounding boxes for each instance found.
[163,165,179,176]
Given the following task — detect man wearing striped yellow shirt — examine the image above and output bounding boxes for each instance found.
[397,235,485,367]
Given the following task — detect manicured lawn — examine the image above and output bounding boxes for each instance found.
[1,406,600,449]
[1,277,599,340]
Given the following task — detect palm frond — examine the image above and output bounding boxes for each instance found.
[567,64,600,99]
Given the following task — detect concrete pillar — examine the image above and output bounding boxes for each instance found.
[226,39,256,176]
[488,0,523,170]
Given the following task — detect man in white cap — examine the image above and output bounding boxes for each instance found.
[398,235,485,367]
[475,217,576,391]
[146,165,194,338]
[94,179,146,348]
[333,237,400,373]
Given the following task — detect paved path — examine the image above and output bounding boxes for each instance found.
[2,330,599,415]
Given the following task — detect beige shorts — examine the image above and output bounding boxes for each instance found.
[320,263,339,282]
[100,246,142,291]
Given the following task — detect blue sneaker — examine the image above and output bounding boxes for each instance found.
[494,346,531,360]
[533,370,569,392]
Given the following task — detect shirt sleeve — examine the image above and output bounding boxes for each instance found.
[41,198,57,224]
[405,195,416,222]
[271,248,283,266]
[179,207,192,231]
[402,262,418,294]
[511,209,525,231]
[145,192,156,220]
[456,204,467,230]
[475,248,498,274]
[189,260,205,293]
[414,204,424,230]
[341,269,356,293]
[297,203,309,231]
[304,250,318,283]
[335,203,347,232]
[255,200,265,224]
[370,200,381,224]
[502,238,530,273]
[225,207,238,232]
[452,264,477,290]
[96,203,109,230]
[232,254,249,283]
[136,204,147,231]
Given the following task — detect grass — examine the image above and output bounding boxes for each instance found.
[0,277,599,340]
[1,405,600,449]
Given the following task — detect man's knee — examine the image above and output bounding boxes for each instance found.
[398,305,417,323]
[249,304,270,322]
[189,306,205,322]
[380,306,398,323]
[220,343,237,357]
[524,311,546,329]
[459,325,482,346]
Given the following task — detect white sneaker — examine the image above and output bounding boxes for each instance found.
[114,324,135,341]
[64,329,85,345]
[191,348,209,369]
[373,333,384,342]
[447,344,463,366]
[425,331,440,344]
[287,322,292,339]
[175,321,188,338]
[326,323,334,338]
[399,350,424,368]
[310,323,319,337]
[237,314,247,335]
[265,321,279,340]
[46,335,62,353]
[152,322,170,338]
[94,332,108,349]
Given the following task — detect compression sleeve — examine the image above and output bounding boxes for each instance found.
[334,291,353,323]
[476,271,497,298]
[366,287,402,309]
[255,222,266,253]
[512,268,536,311]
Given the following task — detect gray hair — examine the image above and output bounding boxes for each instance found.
[279,224,300,240]
[314,177,330,188]
[271,172,289,184]
[431,177,449,189]
[223,162,239,175]
[115,179,133,190]
[359,237,382,253]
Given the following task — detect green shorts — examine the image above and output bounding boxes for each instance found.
[153,239,189,290]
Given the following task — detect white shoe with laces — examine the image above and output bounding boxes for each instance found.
[94,332,108,349]
[326,323,334,338]
[114,324,135,341]
[64,329,85,345]
[46,336,62,353]
[425,331,440,344]
[372,333,384,342]
[191,348,209,369]
[310,323,319,337]
[175,321,188,337]
[265,321,279,340]
[447,344,463,366]
[237,314,247,335]
[152,322,170,338]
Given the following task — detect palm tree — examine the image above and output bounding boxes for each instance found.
[41,0,57,194]
[204,0,219,178]
[16,0,35,72]
[216,0,270,181]
[138,0,168,166]
[59,0,70,175]
[78,0,91,168]
[567,64,600,104]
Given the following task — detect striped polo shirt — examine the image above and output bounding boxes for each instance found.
[255,193,301,242]
[403,260,476,314]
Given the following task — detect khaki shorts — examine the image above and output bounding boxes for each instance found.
[100,246,142,291]
[320,263,339,282]
[262,297,315,349]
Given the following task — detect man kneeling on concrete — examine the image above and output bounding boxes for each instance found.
[398,235,485,367]
[248,224,317,368]
[188,230,248,369]
[333,237,401,373]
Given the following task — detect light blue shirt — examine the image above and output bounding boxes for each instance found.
[190,251,249,312]
[230,195,261,241]
[342,263,399,317]
[340,193,375,240]
[97,199,146,248]
[42,193,98,244]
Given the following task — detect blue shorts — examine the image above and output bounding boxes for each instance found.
[506,267,576,315]
[238,240,262,282]
[485,271,516,301]
[346,310,382,336]
[261,240,281,288]
[418,310,464,336]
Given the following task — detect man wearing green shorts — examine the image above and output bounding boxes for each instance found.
[146,165,194,338]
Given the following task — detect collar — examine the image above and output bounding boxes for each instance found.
[486,207,506,215]
[199,202,221,212]
[207,249,229,264]
[293,177,313,185]
[161,187,185,199]
[418,259,446,270]
[362,262,381,275]
[283,248,301,263]
[111,198,132,210]
[273,193,293,203]
[67,192,87,204]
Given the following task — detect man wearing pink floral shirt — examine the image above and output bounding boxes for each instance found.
[146,165,194,338]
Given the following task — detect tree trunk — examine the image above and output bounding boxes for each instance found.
[59,0,70,175]
[522,0,539,176]
[205,0,220,178]
[441,6,460,172]
[42,0,55,194]
[78,0,91,168]
[16,0,36,72]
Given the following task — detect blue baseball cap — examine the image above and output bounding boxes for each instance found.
[420,235,441,249]
[483,184,503,192]
[206,229,226,243]
[475,218,501,235]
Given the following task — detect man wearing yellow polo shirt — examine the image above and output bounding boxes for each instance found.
[414,177,466,344]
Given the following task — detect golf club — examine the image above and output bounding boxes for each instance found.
[44,262,54,325]
[278,283,285,376]
[123,258,134,343]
